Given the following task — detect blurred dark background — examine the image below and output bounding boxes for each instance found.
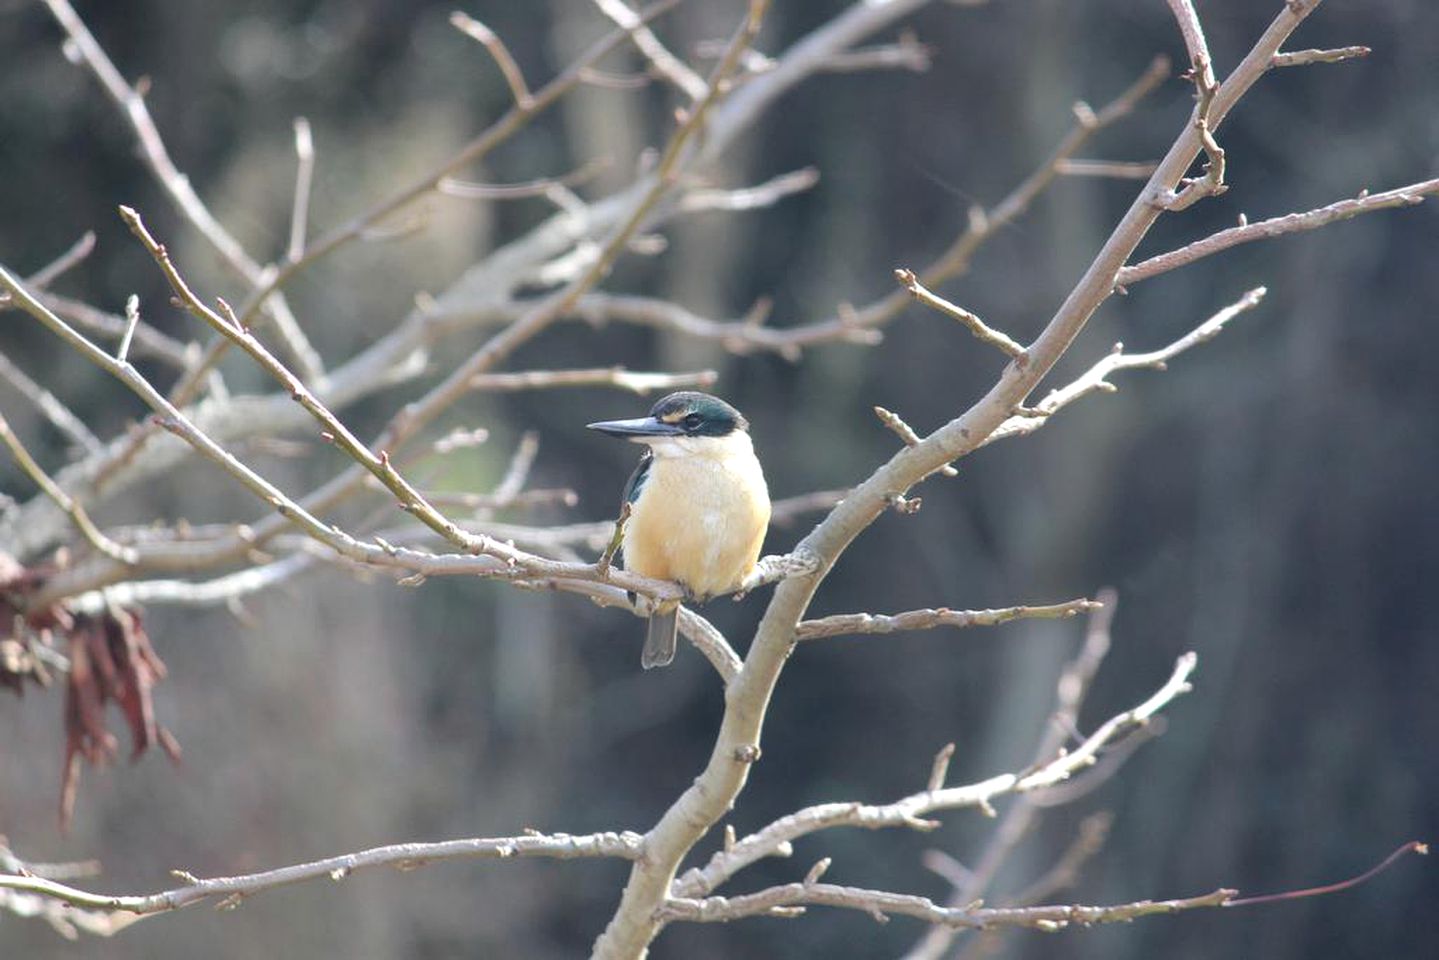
[2,1,1436,957]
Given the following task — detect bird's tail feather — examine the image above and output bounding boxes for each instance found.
[641,604,680,669]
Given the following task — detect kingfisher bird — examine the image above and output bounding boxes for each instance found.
[588,392,771,668]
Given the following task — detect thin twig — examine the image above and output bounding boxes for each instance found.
[438,157,610,201]
[592,0,707,100]
[0,413,136,564]
[470,367,717,394]
[666,54,1169,358]
[1054,159,1159,179]
[1164,0,1213,80]
[4,0,952,563]
[1118,179,1439,286]
[984,288,1268,445]
[0,350,103,456]
[672,652,1196,898]
[0,831,644,922]
[0,264,688,609]
[287,117,315,264]
[663,880,1236,929]
[906,591,1115,960]
[796,598,1100,640]
[37,293,193,367]
[873,406,958,476]
[450,12,533,108]
[65,550,320,613]
[39,0,323,382]
[1006,812,1115,907]
[1154,0,1225,212]
[1225,841,1427,907]
[678,167,821,213]
[1271,45,1369,68]
[24,231,97,291]
[895,268,1025,358]
[243,1,681,328]
[116,295,140,364]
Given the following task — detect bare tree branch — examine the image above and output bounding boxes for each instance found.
[450,12,533,108]
[65,549,320,615]
[677,167,821,213]
[906,590,1120,960]
[37,0,322,382]
[688,53,1172,356]
[1117,180,1439,286]
[438,157,610,201]
[22,231,97,291]
[286,117,316,266]
[894,268,1025,359]
[33,293,194,368]
[239,0,682,330]
[873,406,958,476]
[0,412,136,564]
[0,266,690,611]
[0,349,102,457]
[2,0,940,560]
[592,0,708,100]
[592,5,1340,953]
[0,831,644,926]
[1055,159,1159,179]
[662,880,1236,929]
[1271,45,1370,68]
[469,367,718,394]
[672,652,1196,898]
[984,288,1268,445]
[795,598,1099,640]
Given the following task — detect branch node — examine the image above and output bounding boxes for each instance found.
[928,741,956,791]
[886,493,922,515]
[803,857,832,886]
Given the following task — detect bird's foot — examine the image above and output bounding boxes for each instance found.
[735,548,823,598]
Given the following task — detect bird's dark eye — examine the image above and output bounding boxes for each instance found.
[682,412,703,431]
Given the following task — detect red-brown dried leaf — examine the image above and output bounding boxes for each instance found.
[60,608,180,831]
[0,550,180,830]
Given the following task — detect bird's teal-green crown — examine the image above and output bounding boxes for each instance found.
[587,391,748,439]
[649,392,748,436]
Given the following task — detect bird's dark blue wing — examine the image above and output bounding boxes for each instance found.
[622,449,653,510]
[618,449,652,578]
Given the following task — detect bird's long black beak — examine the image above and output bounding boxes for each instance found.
[586,416,684,439]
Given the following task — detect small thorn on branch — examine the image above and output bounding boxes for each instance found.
[886,493,922,515]
[894,268,1025,359]
[117,294,140,363]
[732,744,762,764]
[804,857,832,886]
[928,742,956,792]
